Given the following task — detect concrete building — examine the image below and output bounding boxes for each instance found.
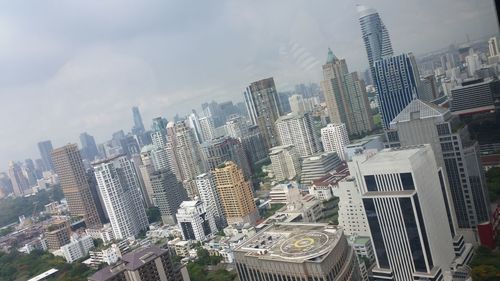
[225,116,268,166]
[61,235,94,263]
[198,116,216,142]
[345,134,384,161]
[8,161,30,196]
[89,245,188,281]
[336,175,370,237]
[300,152,342,185]
[80,132,99,162]
[450,78,499,116]
[288,94,306,114]
[275,112,321,157]
[234,223,362,281]
[213,161,259,226]
[321,123,350,161]
[45,220,71,251]
[195,172,226,229]
[150,169,188,225]
[244,77,283,149]
[38,140,54,171]
[138,145,156,207]
[269,145,300,181]
[52,144,102,228]
[93,155,149,239]
[200,137,251,178]
[176,200,217,241]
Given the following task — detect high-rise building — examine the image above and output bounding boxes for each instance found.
[52,144,102,228]
[357,5,393,82]
[149,169,188,225]
[244,77,283,149]
[374,53,421,129]
[450,78,499,116]
[200,137,251,178]
[195,172,226,229]
[176,200,217,241]
[353,146,456,280]
[89,245,188,281]
[321,123,350,161]
[234,223,362,281]
[187,111,203,144]
[337,177,370,237]
[93,155,149,239]
[275,112,321,157]
[465,53,481,77]
[320,48,374,135]
[86,169,109,224]
[213,161,258,225]
[8,161,30,196]
[119,134,140,159]
[390,99,491,242]
[225,116,268,166]
[80,132,99,162]
[199,116,216,143]
[138,145,156,207]
[45,220,71,251]
[288,94,306,114]
[300,152,342,185]
[132,106,146,134]
[38,140,54,171]
[151,117,168,149]
[269,145,300,181]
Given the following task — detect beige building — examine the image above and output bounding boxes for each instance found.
[52,144,101,228]
[45,220,71,251]
[213,161,259,225]
[269,145,300,181]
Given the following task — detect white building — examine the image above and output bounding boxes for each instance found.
[288,94,306,114]
[89,241,129,267]
[269,145,300,181]
[344,134,384,161]
[465,53,481,77]
[93,156,149,240]
[275,112,321,157]
[269,183,296,204]
[336,178,370,237]
[85,224,115,245]
[195,172,226,229]
[199,116,216,142]
[301,152,342,185]
[321,123,350,161]
[61,235,94,263]
[176,200,217,241]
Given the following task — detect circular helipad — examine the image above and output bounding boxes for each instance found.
[279,231,330,259]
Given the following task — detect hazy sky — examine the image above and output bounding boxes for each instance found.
[0,0,497,169]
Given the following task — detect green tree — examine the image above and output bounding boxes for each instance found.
[146,207,161,223]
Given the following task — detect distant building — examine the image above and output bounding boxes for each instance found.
[345,134,384,161]
[275,112,321,157]
[150,169,188,225]
[45,220,71,251]
[131,106,146,134]
[300,152,342,185]
[288,94,306,114]
[8,161,30,196]
[195,172,226,229]
[269,145,300,181]
[200,137,251,178]
[38,140,54,171]
[61,235,94,263]
[321,123,350,161]
[199,116,216,142]
[80,132,99,162]
[234,223,362,281]
[225,116,268,165]
[176,200,217,241]
[450,78,499,116]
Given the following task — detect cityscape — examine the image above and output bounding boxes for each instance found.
[0,1,499,281]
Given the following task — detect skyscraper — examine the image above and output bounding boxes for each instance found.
[198,116,216,142]
[138,145,156,207]
[132,106,145,134]
[321,123,350,161]
[357,5,393,82]
[275,112,321,157]
[200,137,252,179]
[93,155,148,239]
[176,200,217,241]
[195,172,226,229]
[244,77,283,149]
[354,146,455,280]
[80,132,99,161]
[213,161,258,225]
[38,140,54,171]
[374,53,420,128]
[150,169,188,225]
[269,145,300,181]
[8,161,30,196]
[52,144,101,228]
[320,49,374,135]
[225,116,268,166]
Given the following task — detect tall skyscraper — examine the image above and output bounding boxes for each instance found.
[138,145,156,207]
[198,116,216,142]
[269,145,300,181]
[196,172,226,229]
[52,144,102,228]
[357,5,393,82]
[321,123,350,161]
[275,112,321,157]
[93,155,148,239]
[244,77,283,149]
[320,49,374,135]
[8,161,30,196]
[353,146,455,280]
[80,132,99,161]
[213,161,258,226]
[132,106,145,134]
[200,137,252,179]
[288,94,306,114]
[38,140,54,171]
[225,116,268,166]
[176,200,217,241]
[150,169,188,225]
[374,53,420,128]
[389,99,491,242]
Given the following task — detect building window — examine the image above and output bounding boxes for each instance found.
[364,175,377,192]
[400,173,414,190]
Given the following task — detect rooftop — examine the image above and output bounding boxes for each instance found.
[390,99,448,127]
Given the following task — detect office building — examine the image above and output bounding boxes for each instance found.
[200,137,251,178]
[86,169,109,224]
[450,78,499,115]
[269,145,300,181]
[8,161,30,196]
[138,145,156,207]
[93,155,149,239]
[119,134,140,159]
[80,132,99,162]
[374,53,421,129]
[337,176,370,237]
[199,116,216,142]
[288,94,306,114]
[213,161,259,225]
[234,223,362,281]
[61,235,94,263]
[52,144,102,228]
[176,200,217,241]
[321,48,374,135]
[390,99,491,242]
[38,140,54,171]
[353,146,455,280]
[345,134,384,161]
[358,5,393,82]
[244,77,283,149]
[226,116,268,165]
[321,123,350,161]
[488,36,500,64]
[195,172,226,229]
[45,220,71,251]
[149,169,187,225]
[89,245,188,281]
[300,152,342,185]
[275,112,321,157]
[132,106,146,134]
[465,53,481,77]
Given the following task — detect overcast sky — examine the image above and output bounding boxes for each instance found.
[0,0,497,170]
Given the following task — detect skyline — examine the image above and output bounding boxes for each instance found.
[0,0,497,169]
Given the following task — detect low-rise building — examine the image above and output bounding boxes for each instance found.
[85,224,115,245]
[61,235,94,263]
[176,200,217,242]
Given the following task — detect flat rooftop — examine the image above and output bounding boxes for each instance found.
[235,223,341,263]
[361,145,428,165]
